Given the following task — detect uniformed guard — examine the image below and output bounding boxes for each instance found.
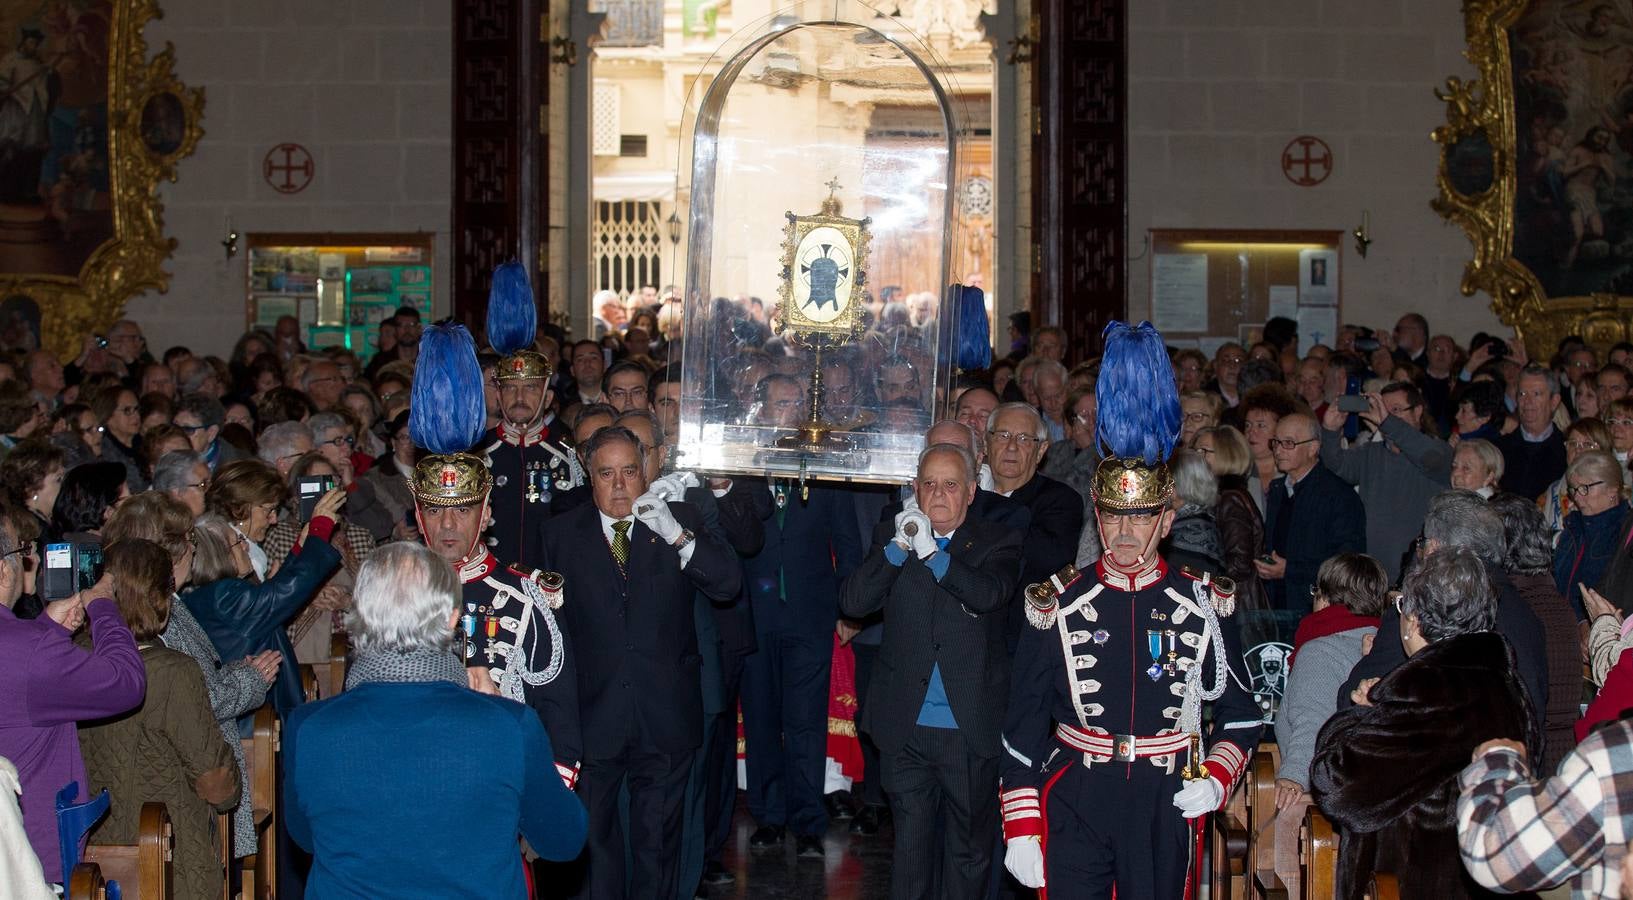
[480,261,581,564]
[999,321,1262,899]
[409,318,582,789]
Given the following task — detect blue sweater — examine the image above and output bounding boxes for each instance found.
[284,680,587,899]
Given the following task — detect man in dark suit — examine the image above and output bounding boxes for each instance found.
[544,426,741,900]
[1255,412,1366,619]
[1495,365,1568,501]
[840,442,1024,900]
[984,402,1083,651]
[849,420,1031,835]
[738,380,867,858]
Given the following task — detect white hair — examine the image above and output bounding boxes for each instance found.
[257,421,313,466]
[918,442,978,483]
[987,401,1049,442]
[348,543,460,653]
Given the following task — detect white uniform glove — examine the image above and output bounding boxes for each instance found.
[893,508,936,559]
[633,492,684,544]
[1003,836,1045,889]
[648,471,699,503]
[1171,776,1224,819]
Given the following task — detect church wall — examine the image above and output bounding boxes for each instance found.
[1125,0,1506,347]
[127,0,452,355]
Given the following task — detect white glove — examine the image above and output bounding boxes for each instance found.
[1003,836,1045,889]
[633,493,684,544]
[648,471,699,502]
[1171,776,1224,819]
[893,508,936,559]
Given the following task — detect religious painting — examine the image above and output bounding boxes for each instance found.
[0,0,202,359]
[0,0,114,277]
[1436,0,1633,354]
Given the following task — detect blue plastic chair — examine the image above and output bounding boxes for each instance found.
[54,781,110,885]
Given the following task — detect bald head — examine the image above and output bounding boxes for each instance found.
[926,419,984,465]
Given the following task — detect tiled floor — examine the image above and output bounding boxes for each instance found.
[704,803,896,899]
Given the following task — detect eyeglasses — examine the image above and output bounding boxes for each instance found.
[1569,480,1605,498]
[1268,437,1318,450]
[0,547,22,564]
[322,435,356,448]
[115,405,138,415]
[1566,440,1601,451]
[1385,403,1420,417]
[1608,418,1633,427]
[1182,412,1210,423]
[183,481,207,492]
[1196,446,1216,456]
[176,422,208,433]
[1218,355,1245,365]
[988,429,1041,447]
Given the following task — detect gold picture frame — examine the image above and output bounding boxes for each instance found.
[0,0,203,360]
[773,184,872,349]
[1432,0,1633,356]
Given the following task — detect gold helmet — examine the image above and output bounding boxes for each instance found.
[1091,455,1173,514]
[411,452,492,507]
[494,349,553,382]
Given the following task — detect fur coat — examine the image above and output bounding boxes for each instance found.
[1310,631,1537,900]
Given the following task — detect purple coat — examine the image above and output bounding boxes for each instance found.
[0,599,145,881]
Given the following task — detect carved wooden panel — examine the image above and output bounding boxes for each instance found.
[452,0,544,327]
[1036,0,1125,359]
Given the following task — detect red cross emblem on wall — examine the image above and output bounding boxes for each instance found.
[263,143,315,194]
[1281,136,1333,187]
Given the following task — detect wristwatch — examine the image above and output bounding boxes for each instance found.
[672,528,695,549]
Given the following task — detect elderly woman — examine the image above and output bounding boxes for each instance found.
[1311,548,1535,900]
[79,539,239,900]
[1608,397,1633,471]
[152,450,211,518]
[1040,387,1097,503]
[1452,379,1509,444]
[0,439,64,543]
[1237,384,1300,516]
[48,403,100,468]
[262,451,375,665]
[284,543,586,898]
[338,385,386,461]
[185,459,343,722]
[307,411,396,541]
[49,461,128,543]
[1180,389,1222,447]
[1543,417,1615,533]
[1271,553,1387,896]
[0,518,144,887]
[360,411,416,540]
[1553,450,1632,619]
[103,494,274,861]
[1450,439,1504,498]
[91,386,146,490]
[1487,493,1580,770]
[1194,425,1268,612]
[1164,449,1224,571]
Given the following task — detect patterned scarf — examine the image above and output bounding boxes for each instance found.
[345,646,468,690]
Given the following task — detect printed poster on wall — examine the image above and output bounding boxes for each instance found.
[1151,253,1209,333]
[1297,249,1338,307]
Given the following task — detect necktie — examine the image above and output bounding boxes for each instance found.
[936,536,950,551]
[611,520,631,569]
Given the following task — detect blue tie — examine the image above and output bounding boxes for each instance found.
[935,536,950,551]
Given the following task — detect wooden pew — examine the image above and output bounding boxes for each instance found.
[1368,872,1401,900]
[239,705,280,900]
[1301,807,1338,900]
[72,801,174,900]
[327,630,348,698]
[1248,745,1290,899]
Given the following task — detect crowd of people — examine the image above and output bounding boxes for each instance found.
[5,294,1633,900]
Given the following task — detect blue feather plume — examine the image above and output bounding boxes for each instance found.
[954,284,991,371]
[486,261,536,357]
[409,323,487,455]
[1094,320,1180,465]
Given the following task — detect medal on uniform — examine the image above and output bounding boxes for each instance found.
[1163,628,1178,676]
[526,462,541,503]
[1146,630,1165,681]
[484,615,500,663]
[1092,629,1109,645]
[460,613,477,658]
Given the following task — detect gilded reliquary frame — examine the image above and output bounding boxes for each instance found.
[0,0,204,359]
